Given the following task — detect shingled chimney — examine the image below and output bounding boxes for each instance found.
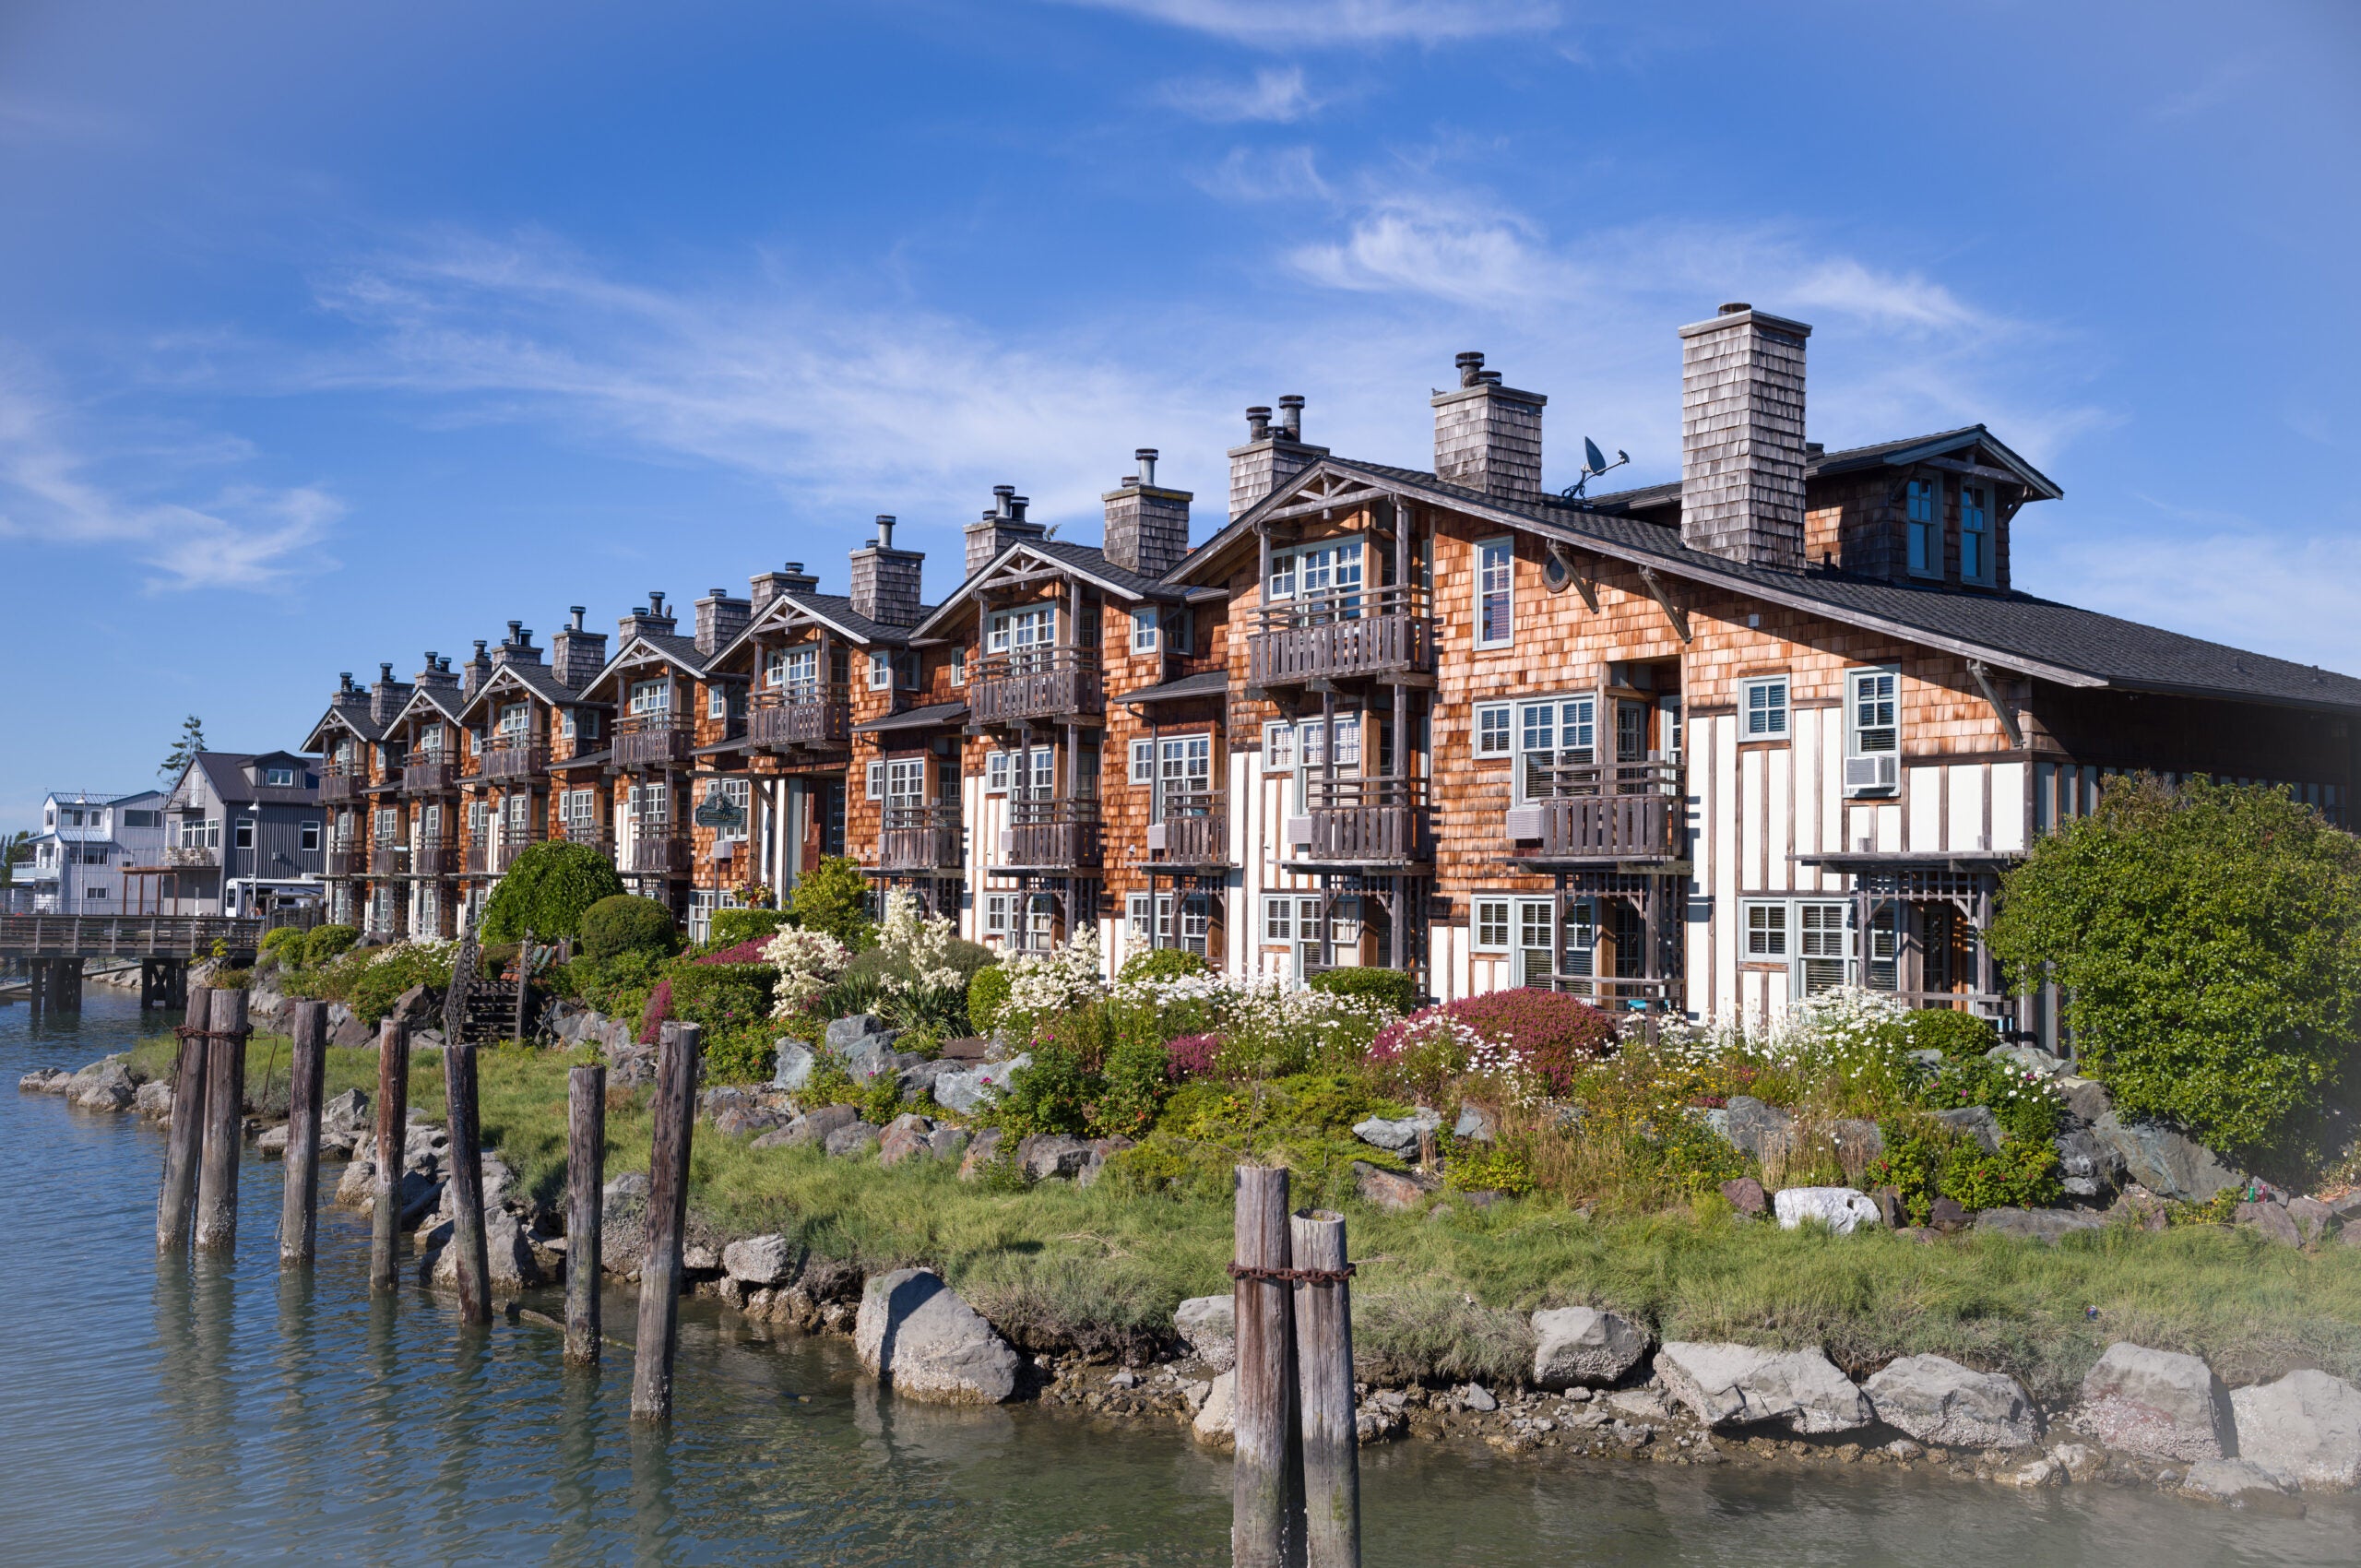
[1431,351,1546,498]
[749,561,821,617]
[616,591,679,644]
[551,606,609,691]
[1679,303,1811,570]
[368,662,411,726]
[964,485,1047,576]
[1228,395,1326,520]
[460,641,492,701]
[1102,448,1193,577]
[849,517,924,625]
[491,621,543,667]
[694,588,753,658]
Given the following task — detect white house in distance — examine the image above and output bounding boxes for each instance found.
[14,790,171,914]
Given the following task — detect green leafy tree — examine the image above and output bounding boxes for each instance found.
[576,894,682,961]
[0,829,30,889]
[792,855,875,951]
[481,841,628,943]
[1987,776,2361,1158]
[160,715,208,782]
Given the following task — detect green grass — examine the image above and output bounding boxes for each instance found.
[133,1032,2361,1396]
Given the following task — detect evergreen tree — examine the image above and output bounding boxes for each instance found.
[160,715,208,782]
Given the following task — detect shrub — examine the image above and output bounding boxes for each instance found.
[994,1039,1094,1138]
[1091,1032,1172,1139]
[1988,776,2361,1158]
[702,1025,778,1087]
[792,856,874,951]
[303,923,359,967]
[1372,989,1617,1098]
[968,964,1012,1034]
[663,962,777,1038]
[1444,1135,1536,1197]
[1310,966,1418,1017]
[1165,1032,1219,1081]
[260,927,307,963]
[579,895,682,963]
[709,908,789,950]
[347,941,457,1025]
[1118,947,1208,986]
[562,947,668,1023]
[763,924,850,1016]
[481,841,627,943]
[1939,1136,2063,1212]
[1904,1007,2001,1059]
[1917,1052,2064,1144]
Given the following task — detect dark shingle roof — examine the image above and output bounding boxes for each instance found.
[1120,671,1231,707]
[852,701,969,733]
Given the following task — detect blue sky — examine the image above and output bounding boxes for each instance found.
[3,0,2357,827]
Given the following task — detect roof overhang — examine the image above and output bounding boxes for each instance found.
[576,636,708,704]
[909,542,1168,642]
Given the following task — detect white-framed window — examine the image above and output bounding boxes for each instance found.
[1132,607,1159,654]
[885,758,924,811]
[983,893,1012,937]
[1130,739,1155,784]
[1960,484,1991,585]
[986,751,1011,793]
[1474,703,1513,758]
[1158,735,1211,800]
[986,606,1055,657]
[709,684,727,719]
[865,760,885,800]
[300,821,322,852]
[1515,695,1596,803]
[1300,716,1359,769]
[950,647,967,686]
[563,789,599,826]
[504,792,532,833]
[1744,900,1787,957]
[1132,892,1209,954]
[1476,537,1513,648]
[718,777,752,840]
[1741,677,1789,739]
[1905,478,1941,578]
[1844,668,1900,796]
[770,646,819,694]
[1266,538,1364,608]
[264,766,296,788]
[1126,893,1153,942]
[868,651,892,690]
[1797,901,1853,994]
[1264,895,1294,943]
[1263,721,1295,772]
[1472,897,1512,951]
[233,820,255,850]
[628,681,669,717]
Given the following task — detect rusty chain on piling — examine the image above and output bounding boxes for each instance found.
[1227,1260,1358,1286]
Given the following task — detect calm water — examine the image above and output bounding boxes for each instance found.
[4,991,2357,1566]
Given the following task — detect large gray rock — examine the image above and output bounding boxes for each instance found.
[1773,1187,1882,1234]
[755,1103,860,1150]
[1987,1044,2068,1078]
[723,1233,802,1288]
[931,1054,1029,1115]
[1017,1133,1094,1182]
[1707,1096,1794,1160]
[1930,1105,2002,1153]
[422,1207,544,1294]
[2076,1342,2236,1461]
[18,1067,72,1094]
[2179,1458,2299,1508]
[1655,1342,1871,1433]
[825,1121,882,1158]
[1975,1206,2106,1242]
[854,1267,1018,1405]
[1453,1103,1497,1142]
[1865,1355,2041,1448]
[1192,1369,1237,1442]
[2285,1197,2337,1244]
[2237,1201,2305,1248]
[2089,1111,2244,1203]
[1531,1307,1650,1389]
[322,1088,370,1134]
[2053,1126,2127,1199]
[1350,1108,1442,1158]
[2231,1370,2361,1491]
[772,1039,816,1091]
[1352,1161,1439,1212]
[71,1060,137,1111]
[1176,1294,1236,1372]
[134,1079,174,1119]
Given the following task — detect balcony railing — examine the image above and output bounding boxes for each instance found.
[413,839,456,877]
[404,757,457,794]
[480,736,549,782]
[1505,761,1683,863]
[880,804,963,872]
[557,818,614,858]
[369,840,406,877]
[163,845,217,870]
[749,683,852,750]
[319,768,361,804]
[620,828,692,876]
[1247,585,1432,688]
[970,648,1102,726]
[1289,776,1428,864]
[1147,791,1228,866]
[326,847,362,879]
[492,834,544,875]
[616,714,695,767]
[1002,796,1100,870]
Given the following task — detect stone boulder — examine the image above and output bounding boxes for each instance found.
[854,1267,1018,1405]
[1352,1161,1438,1212]
[1192,1369,1237,1442]
[1706,1096,1794,1160]
[956,1127,1006,1181]
[773,1039,816,1091]
[2075,1342,2236,1461]
[1453,1104,1497,1142]
[2053,1126,2127,1199]
[327,1004,373,1049]
[754,1103,860,1150]
[2230,1370,2361,1491]
[1350,1108,1442,1158]
[723,1233,803,1288]
[421,1208,545,1294]
[2089,1111,2243,1204]
[927,1126,970,1163]
[827,1015,904,1084]
[322,1088,370,1134]
[2285,1197,2337,1244]
[1530,1306,1651,1389]
[1176,1294,1236,1372]
[713,1103,789,1140]
[2237,1200,2305,1248]
[879,1114,937,1168]
[1077,1136,1133,1187]
[2179,1458,2300,1509]
[1864,1355,2041,1448]
[1929,1106,2002,1153]
[1017,1133,1094,1182]
[1655,1342,1871,1434]
[931,1054,1029,1115]
[1773,1187,1882,1234]
[134,1080,174,1119]
[1975,1206,2106,1242]
[824,1121,881,1158]
[71,1059,138,1111]
[1720,1177,1768,1217]
[18,1067,72,1094]
[257,1123,291,1157]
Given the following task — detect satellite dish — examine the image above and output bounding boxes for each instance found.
[1559,437,1632,501]
[1584,437,1608,475]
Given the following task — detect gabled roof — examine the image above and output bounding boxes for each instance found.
[302,701,385,752]
[457,659,589,722]
[709,590,928,671]
[174,751,321,810]
[386,682,468,730]
[575,631,718,704]
[1577,425,2063,516]
[1177,455,2361,715]
[908,538,1182,642]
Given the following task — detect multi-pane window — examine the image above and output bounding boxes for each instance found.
[564,789,599,826]
[1847,670,1898,756]
[1473,897,1511,950]
[1744,901,1787,956]
[865,760,885,800]
[987,606,1055,657]
[1132,608,1159,653]
[1516,695,1596,802]
[1906,478,1940,576]
[1130,739,1155,784]
[718,777,752,840]
[265,766,296,788]
[1960,485,1991,584]
[1475,703,1513,757]
[885,759,925,811]
[1797,903,1852,994]
[983,893,1013,937]
[1158,736,1211,799]
[986,751,1011,792]
[233,820,255,850]
[627,681,668,717]
[1263,721,1295,771]
[1268,540,1364,609]
[868,651,892,690]
[1741,677,1789,738]
[1476,538,1513,647]
[1299,716,1359,769]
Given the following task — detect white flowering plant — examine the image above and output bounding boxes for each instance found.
[761,925,850,1018]
[1003,924,1107,1024]
[872,890,965,994]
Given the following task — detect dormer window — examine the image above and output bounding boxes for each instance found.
[264,766,295,788]
[1905,479,1941,578]
[1960,485,1992,586]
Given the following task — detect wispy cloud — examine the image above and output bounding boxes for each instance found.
[1057,0,1559,48]
[0,351,339,590]
[1192,145,1333,203]
[1159,65,1324,123]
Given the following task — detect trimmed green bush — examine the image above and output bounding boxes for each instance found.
[709,907,789,949]
[578,895,682,963]
[481,841,627,943]
[260,926,307,963]
[1118,947,1208,986]
[348,944,455,1025]
[701,1025,779,1087]
[1310,966,1418,1017]
[303,923,359,967]
[1903,1007,2002,1059]
[793,855,874,951]
[663,961,776,1036]
[967,963,1011,1034]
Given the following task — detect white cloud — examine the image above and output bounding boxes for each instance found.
[0,351,339,590]
[1056,0,1559,48]
[1192,144,1333,203]
[1160,65,1323,123]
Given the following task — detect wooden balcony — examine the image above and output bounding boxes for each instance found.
[465,843,489,876]
[1247,585,1432,688]
[404,757,457,793]
[480,737,549,781]
[616,714,695,768]
[880,804,962,872]
[1290,776,1428,865]
[369,841,406,877]
[1148,791,1228,867]
[413,839,456,877]
[319,768,361,804]
[750,684,851,750]
[492,835,544,875]
[1002,797,1100,870]
[1505,761,1684,864]
[326,847,362,879]
[557,819,614,858]
[620,829,692,877]
[971,649,1102,726]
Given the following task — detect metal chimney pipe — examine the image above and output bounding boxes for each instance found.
[1134,448,1158,487]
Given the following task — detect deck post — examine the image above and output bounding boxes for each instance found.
[156,988,213,1253]
[1290,1209,1359,1568]
[566,1063,607,1364]
[279,1001,328,1265]
[442,1032,494,1323]
[193,987,249,1252]
[369,1019,412,1291]
[1232,1163,1300,1568]
[631,1021,699,1420]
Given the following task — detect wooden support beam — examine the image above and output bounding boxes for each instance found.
[1231,1164,1301,1568]
[1635,565,1692,644]
[1967,660,2024,749]
[566,1063,607,1364]
[1259,487,1392,524]
[194,987,248,1253]
[1292,1207,1360,1568]
[155,988,211,1253]
[1547,540,1600,612]
[279,1001,327,1266]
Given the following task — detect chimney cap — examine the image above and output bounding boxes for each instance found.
[379,662,393,680]
[507,620,523,637]
[785,561,804,572]
[1134,446,1157,463]
[473,640,487,654]
[1719,302,1751,315]
[1277,394,1304,410]
[569,606,586,628]
[1455,350,1487,387]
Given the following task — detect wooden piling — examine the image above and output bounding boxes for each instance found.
[1232,1164,1300,1568]
[442,1035,493,1323]
[632,1021,700,1420]
[513,931,532,1040]
[279,1001,328,1266]
[565,1062,607,1365]
[370,1019,411,1291]
[155,988,213,1253]
[1290,1208,1359,1568]
[194,987,248,1252]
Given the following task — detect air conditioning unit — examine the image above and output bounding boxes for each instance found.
[1286,815,1313,849]
[1145,823,1167,852]
[1843,754,1900,798]
[1503,806,1545,842]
